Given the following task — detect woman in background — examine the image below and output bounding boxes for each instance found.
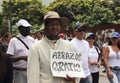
[86,32,101,83]
[0,37,13,83]
[103,32,120,83]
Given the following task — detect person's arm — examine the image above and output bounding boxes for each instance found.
[8,54,27,62]
[102,47,113,78]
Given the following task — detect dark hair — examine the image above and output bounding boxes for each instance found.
[3,32,12,39]
[117,40,120,49]
[108,39,120,49]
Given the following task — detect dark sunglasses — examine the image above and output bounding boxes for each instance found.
[112,37,119,39]
[78,28,86,32]
[87,37,95,40]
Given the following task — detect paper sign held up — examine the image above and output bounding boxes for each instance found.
[50,50,85,78]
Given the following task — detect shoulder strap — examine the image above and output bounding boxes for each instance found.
[16,37,29,50]
[95,46,101,61]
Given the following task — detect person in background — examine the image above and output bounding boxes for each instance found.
[70,22,92,83]
[7,19,35,83]
[2,32,12,54]
[27,11,80,83]
[35,31,43,41]
[103,37,111,47]
[86,32,101,83]
[0,37,13,83]
[103,32,120,83]
[102,37,111,73]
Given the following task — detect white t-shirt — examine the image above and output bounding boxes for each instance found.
[88,46,100,73]
[108,46,120,67]
[7,34,35,68]
[71,38,90,77]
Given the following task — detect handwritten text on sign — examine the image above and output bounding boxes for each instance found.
[50,50,85,78]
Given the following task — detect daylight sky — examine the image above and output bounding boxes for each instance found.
[42,0,53,5]
[0,0,54,11]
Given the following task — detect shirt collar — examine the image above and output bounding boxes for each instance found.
[17,34,28,39]
[44,36,59,44]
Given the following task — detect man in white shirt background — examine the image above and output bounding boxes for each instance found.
[7,19,35,83]
[71,22,92,83]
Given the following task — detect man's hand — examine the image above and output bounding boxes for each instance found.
[63,74,75,82]
[107,70,113,78]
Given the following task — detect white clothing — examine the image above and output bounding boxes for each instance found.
[88,46,99,73]
[35,38,40,42]
[70,38,90,77]
[108,46,120,67]
[7,34,35,68]
[27,37,80,83]
[13,70,27,83]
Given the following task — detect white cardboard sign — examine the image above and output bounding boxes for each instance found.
[50,50,85,78]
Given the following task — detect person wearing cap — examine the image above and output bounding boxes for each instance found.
[103,32,120,83]
[70,22,92,83]
[27,11,80,83]
[86,32,101,83]
[7,19,35,83]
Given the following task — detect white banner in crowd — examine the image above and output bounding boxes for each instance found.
[50,50,85,78]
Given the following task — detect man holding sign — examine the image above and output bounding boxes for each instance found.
[27,11,83,83]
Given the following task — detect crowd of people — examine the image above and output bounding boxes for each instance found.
[0,11,120,83]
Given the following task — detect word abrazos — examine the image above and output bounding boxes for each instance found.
[51,51,82,73]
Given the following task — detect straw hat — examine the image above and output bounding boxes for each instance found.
[44,11,69,29]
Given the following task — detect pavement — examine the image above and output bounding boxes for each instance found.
[99,65,109,83]
[99,65,107,77]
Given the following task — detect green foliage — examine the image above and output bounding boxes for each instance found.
[0,0,120,34]
[46,0,119,30]
[0,0,44,35]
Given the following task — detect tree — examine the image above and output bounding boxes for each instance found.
[0,0,44,35]
[47,0,118,30]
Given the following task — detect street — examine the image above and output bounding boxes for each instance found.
[99,66,109,83]
[99,76,109,83]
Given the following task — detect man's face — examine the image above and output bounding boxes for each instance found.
[74,28,86,40]
[45,19,61,40]
[19,26,30,37]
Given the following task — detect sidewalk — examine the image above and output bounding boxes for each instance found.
[99,66,109,83]
[99,65,107,77]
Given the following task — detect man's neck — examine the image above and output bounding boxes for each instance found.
[76,36,83,40]
[46,36,59,40]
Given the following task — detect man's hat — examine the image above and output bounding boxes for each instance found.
[16,19,31,27]
[74,21,87,31]
[44,11,69,29]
